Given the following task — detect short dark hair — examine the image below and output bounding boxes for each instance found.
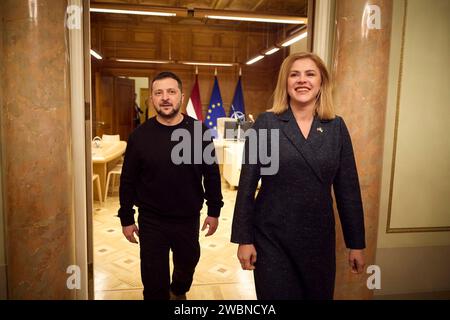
[151,71,183,92]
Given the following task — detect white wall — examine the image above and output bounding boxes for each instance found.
[386,0,450,231]
[311,0,336,67]
[289,0,336,70]
[69,0,88,299]
[129,77,149,122]
[375,0,450,297]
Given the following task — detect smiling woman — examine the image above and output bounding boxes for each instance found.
[287,59,321,108]
[231,52,366,300]
[270,52,334,120]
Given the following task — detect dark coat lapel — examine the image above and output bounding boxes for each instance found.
[278,108,324,183]
[307,116,326,152]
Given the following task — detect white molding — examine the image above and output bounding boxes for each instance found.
[68,0,88,300]
[313,0,335,67]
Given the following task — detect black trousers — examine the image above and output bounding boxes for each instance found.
[138,213,200,300]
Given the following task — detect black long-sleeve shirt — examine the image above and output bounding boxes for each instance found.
[118,115,223,226]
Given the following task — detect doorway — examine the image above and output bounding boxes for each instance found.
[92,74,135,141]
[91,74,149,299]
[87,0,309,300]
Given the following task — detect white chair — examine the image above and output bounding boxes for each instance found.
[92,174,103,206]
[104,164,122,202]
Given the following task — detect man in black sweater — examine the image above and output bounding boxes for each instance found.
[119,72,223,300]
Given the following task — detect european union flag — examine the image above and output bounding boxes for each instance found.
[205,76,226,138]
[229,76,246,121]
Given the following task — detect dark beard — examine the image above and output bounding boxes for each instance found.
[155,103,181,119]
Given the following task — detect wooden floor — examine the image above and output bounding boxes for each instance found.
[93,180,256,300]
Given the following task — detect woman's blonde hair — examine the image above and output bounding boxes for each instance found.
[269,52,335,120]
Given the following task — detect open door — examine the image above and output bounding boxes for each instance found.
[115,77,135,141]
[94,75,135,141]
[94,74,113,138]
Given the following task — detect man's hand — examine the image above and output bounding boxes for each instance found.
[349,249,365,274]
[122,224,139,244]
[237,244,257,270]
[201,216,219,236]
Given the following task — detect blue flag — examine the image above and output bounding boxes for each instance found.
[229,76,246,121]
[205,76,226,138]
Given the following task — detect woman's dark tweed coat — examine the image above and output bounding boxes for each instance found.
[231,108,366,299]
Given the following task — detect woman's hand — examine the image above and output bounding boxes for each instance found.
[237,244,257,270]
[348,249,365,274]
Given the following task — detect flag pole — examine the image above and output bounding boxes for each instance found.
[237,122,241,141]
[239,67,242,77]
[214,68,217,76]
[195,65,198,75]
[230,104,241,141]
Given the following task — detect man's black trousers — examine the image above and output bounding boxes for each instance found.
[138,213,200,300]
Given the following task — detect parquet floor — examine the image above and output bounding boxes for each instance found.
[93,180,256,300]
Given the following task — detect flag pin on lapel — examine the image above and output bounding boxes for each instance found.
[317,127,323,133]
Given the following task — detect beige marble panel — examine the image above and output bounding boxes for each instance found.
[332,0,393,299]
[0,0,7,301]
[2,0,75,299]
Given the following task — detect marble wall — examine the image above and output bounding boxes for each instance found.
[332,0,393,299]
[0,0,7,300]
[2,0,75,299]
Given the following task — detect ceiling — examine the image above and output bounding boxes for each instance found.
[90,0,308,31]
[91,0,308,16]
[90,0,309,66]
